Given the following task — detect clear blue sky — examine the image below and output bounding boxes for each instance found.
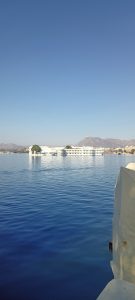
[0,0,135,145]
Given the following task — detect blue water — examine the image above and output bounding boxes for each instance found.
[1,154,135,300]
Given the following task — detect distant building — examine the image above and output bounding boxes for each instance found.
[29,145,104,156]
[29,146,64,156]
[64,146,104,156]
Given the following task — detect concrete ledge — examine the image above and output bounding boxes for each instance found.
[97,279,135,300]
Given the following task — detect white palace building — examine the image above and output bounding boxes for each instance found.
[65,146,104,156]
[29,146,104,156]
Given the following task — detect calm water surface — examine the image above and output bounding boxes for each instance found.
[1,154,135,300]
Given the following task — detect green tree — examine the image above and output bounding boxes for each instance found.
[130,149,135,154]
[31,145,41,153]
[65,145,72,149]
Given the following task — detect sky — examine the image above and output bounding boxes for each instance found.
[0,0,135,145]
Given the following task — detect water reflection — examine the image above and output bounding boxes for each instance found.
[28,154,106,172]
[28,153,135,178]
[29,155,42,170]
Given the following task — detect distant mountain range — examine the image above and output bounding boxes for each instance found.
[0,143,27,152]
[1,138,135,151]
[77,137,135,148]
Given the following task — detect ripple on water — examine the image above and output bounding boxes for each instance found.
[1,154,135,299]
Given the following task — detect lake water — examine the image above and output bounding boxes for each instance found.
[1,154,135,300]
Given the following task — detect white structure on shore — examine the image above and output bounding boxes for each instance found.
[29,146,64,156]
[65,146,104,156]
[29,146,104,156]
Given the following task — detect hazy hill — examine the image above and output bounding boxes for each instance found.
[77,137,135,148]
[0,143,27,152]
